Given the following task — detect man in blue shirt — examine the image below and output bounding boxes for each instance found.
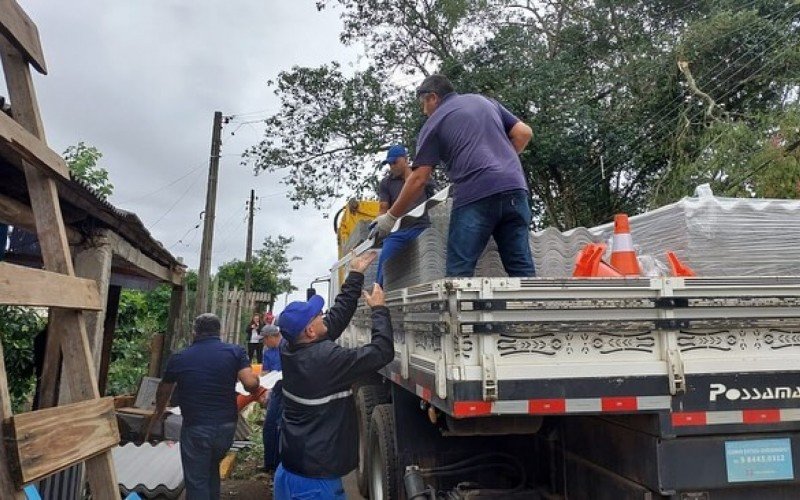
[260,323,283,473]
[373,74,536,278]
[149,313,260,500]
[375,144,436,286]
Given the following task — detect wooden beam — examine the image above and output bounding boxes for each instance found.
[0,0,45,74]
[0,110,68,179]
[74,240,113,371]
[5,398,118,486]
[0,262,102,309]
[105,230,182,286]
[98,285,121,395]
[161,285,184,376]
[0,192,82,243]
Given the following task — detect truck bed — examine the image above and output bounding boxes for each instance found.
[339,276,800,434]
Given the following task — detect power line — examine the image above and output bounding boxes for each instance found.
[116,160,207,205]
[148,172,204,230]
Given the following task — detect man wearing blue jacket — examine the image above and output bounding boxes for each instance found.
[274,251,394,500]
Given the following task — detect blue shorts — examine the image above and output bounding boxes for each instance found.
[273,463,345,500]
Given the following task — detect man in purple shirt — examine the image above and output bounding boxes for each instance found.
[373,74,536,277]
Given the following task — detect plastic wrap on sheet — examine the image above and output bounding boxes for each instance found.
[588,193,800,277]
[380,190,800,287]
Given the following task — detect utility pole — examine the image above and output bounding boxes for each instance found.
[243,189,256,298]
[195,111,223,316]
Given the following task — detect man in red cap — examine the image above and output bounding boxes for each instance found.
[273,250,394,499]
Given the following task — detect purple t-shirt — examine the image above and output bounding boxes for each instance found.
[415,93,528,208]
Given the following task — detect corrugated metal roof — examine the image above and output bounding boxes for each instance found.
[112,443,184,499]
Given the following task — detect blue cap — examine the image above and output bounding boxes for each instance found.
[276,295,325,343]
[382,144,407,165]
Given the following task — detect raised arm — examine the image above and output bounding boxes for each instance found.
[325,251,376,341]
[326,284,394,386]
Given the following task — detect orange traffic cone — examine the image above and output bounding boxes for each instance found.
[573,243,597,277]
[609,214,641,276]
[573,243,624,278]
[666,251,696,277]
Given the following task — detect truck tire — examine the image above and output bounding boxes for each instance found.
[368,404,399,500]
[356,385,390,497]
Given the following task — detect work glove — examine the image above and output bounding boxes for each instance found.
[373,212,398,238]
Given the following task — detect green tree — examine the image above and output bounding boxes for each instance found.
[215,235,299,297]
[106,284,172,395]
[0,306,45,411]
[64,141,114,199]
[247,0,800,229]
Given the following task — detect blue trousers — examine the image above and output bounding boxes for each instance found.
[376,226,426,285]
[263,381,284,471]
[447,189,535,277]
[180,422,236,500]
[274,464,345,500]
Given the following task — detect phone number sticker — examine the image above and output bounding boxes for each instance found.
[725,438,794,483]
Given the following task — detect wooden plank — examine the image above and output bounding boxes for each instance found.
[0,0,46,74]
[0,110,68,178]
[0,262,102,309]
[219,281,230,340]
[115,407,155,417]
[98,285,121,394]
[5,398,118,486]
[105,231,183,286]
[0,192,82,243]
[161,285,184,376]
[147,333,164,377]
[1,36,120,499]
[0,339,26,498]
[74,240,113,371]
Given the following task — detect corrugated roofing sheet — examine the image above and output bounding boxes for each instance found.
[113,442,184,499]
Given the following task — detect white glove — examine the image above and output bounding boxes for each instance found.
[373,212,398,237]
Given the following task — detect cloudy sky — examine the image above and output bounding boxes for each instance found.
[21,1,365,307]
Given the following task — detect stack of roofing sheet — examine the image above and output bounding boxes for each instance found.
[530,227,596,277]
[383,199,510,290]
[589,194,800,276]
[379,190,800,285]
[113,442,184,499]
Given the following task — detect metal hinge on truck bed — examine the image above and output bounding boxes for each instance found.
[482,353,498,401]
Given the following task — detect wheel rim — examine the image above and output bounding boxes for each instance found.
[370,438,385,500]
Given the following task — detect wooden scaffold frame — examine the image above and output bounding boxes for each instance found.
[0,1,120,497]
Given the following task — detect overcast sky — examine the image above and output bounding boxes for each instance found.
[20,1,365,308]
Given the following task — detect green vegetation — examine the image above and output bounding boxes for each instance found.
[64,141,114,199]
[0,306,44,412]
[246,0,800,229]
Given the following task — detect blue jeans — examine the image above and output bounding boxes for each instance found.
[274,464,345,500]
[263,380,284,471]
[376,226,426,285]
[180,422,236,500]
[447,189,535,277]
